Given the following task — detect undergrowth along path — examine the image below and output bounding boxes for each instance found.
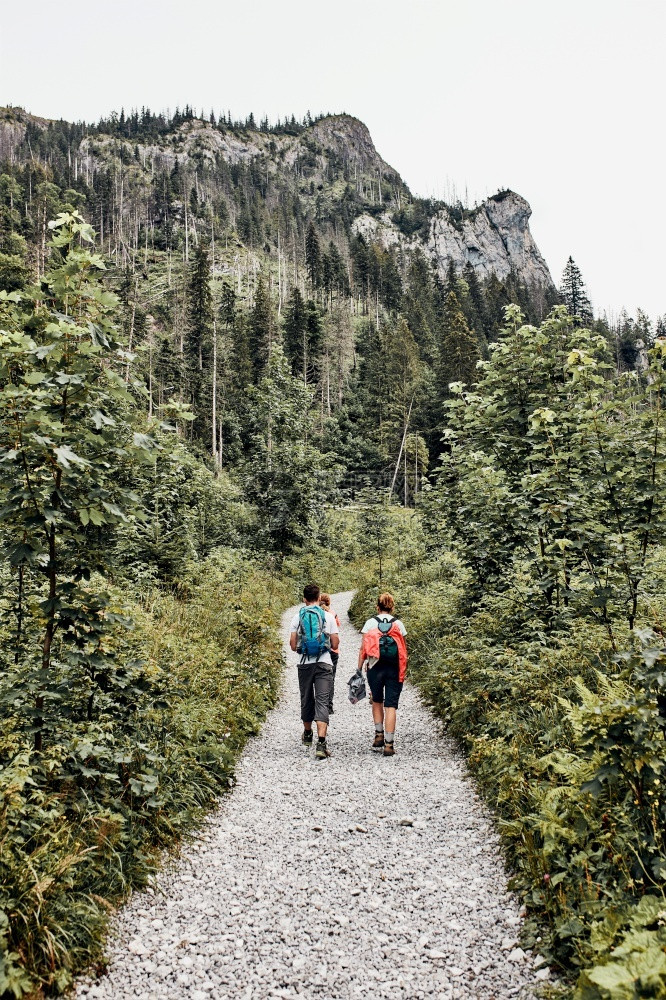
[77,591,541,1000]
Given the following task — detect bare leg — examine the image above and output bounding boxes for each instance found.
[384,707,397,734]
[317,721,328,738]
[372,700,384,727]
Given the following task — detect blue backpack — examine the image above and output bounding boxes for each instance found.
[298,605,329,662]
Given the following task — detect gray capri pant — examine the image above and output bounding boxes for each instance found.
[298,661,334,725]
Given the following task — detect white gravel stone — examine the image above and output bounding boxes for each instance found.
[75,592,539,999]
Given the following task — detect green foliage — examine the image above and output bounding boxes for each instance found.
[428,305,666,636]
[349,306,666,996]
[0,212,157,750]
[0,550,286,996]
[243,344,330,554]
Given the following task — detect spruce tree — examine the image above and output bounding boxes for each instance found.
[283,287,308,378]
[187,241,213,371]
[484,273,511,340]
[248,276,274,381]
[437,291,479,397]
[305,223,322,292]
[463,262,488,337]
[560,256,593,326]
[445,259,458,295]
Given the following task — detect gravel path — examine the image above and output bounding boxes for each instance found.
[77,592,543,1000]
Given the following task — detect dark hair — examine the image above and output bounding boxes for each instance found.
[303,582,321,602]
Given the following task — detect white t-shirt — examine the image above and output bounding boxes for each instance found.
[361,612,407,636]
[290,606,339,665]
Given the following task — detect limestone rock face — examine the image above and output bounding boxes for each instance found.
[0,107,52,162]
[0,107,553,289]
[430,191,551,285]
[354,191,552,288]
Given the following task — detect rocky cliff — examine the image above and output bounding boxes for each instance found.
[0,106,553,290]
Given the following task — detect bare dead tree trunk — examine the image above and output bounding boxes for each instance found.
[212,319,217,464]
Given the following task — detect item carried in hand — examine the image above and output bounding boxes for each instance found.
[347,669,367,704]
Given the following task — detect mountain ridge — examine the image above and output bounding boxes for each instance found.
[0,104,553,291]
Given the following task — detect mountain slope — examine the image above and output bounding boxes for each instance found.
[0,105,553,290]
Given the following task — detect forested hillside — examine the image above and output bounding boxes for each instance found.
[2,103,666,1000]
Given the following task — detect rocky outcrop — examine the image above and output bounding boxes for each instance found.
[0,107,50,163]
[429,191,551,285]
[354,191,552,287]
[0,107,553,289]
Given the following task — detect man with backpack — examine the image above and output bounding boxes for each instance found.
[358,592,407,756]
[289,583,339,759]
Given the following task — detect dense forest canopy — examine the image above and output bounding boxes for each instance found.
[1,103,661,507]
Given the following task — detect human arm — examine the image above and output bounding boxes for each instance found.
[326,611,339,652]
[289,631,298,652]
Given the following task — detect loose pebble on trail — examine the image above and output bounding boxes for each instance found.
[77,592,542,1000]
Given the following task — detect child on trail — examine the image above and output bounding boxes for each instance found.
[358,592,407,757]
[319,593,340,715]
[289,583,339,759]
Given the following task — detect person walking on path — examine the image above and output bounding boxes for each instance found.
[290,583,339,759]
[319,593,340,715]
[358,592,407,757]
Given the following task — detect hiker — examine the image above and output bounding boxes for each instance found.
[289,583,339,759]
[319,593,340,714]
[358,592,407,757]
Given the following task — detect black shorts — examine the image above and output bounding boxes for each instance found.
[367,661,403,709]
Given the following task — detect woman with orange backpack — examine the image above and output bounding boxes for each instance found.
[358,592,407,756]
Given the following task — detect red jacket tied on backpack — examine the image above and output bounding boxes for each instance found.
[361,624,408,682]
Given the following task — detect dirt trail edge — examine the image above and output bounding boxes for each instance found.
[77,591,542,1000]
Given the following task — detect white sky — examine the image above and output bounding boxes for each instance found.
[1,0,663,320]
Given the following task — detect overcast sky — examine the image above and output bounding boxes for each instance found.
[1,0,663,320]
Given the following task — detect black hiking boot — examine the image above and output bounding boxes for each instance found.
[302,729,313,746]
[315,739,331,760]
[372,732,385,751]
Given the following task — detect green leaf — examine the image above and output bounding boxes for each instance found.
[54,445,91,469]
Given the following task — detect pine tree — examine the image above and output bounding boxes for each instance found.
[437,291,479,395]
[187,242,213,370]
[402,251,437,363]
[484,272,511,340]
[248,276,274,381]
[283,287,308,378]
[462,262,488,337]
[305,223,321,291]
[445,259,458,295]
[283,288,323,386]
[305,300,323,386]
[560,256,593,326]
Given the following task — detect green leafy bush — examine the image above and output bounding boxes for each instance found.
[0,550,286,997]
[349,307,666,997]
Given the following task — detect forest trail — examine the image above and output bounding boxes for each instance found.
[77,592,540,1000]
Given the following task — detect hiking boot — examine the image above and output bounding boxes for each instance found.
[302,729,313,746]
[383,742,395,757]
[315,740,331,760]
[372,732,385,751]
